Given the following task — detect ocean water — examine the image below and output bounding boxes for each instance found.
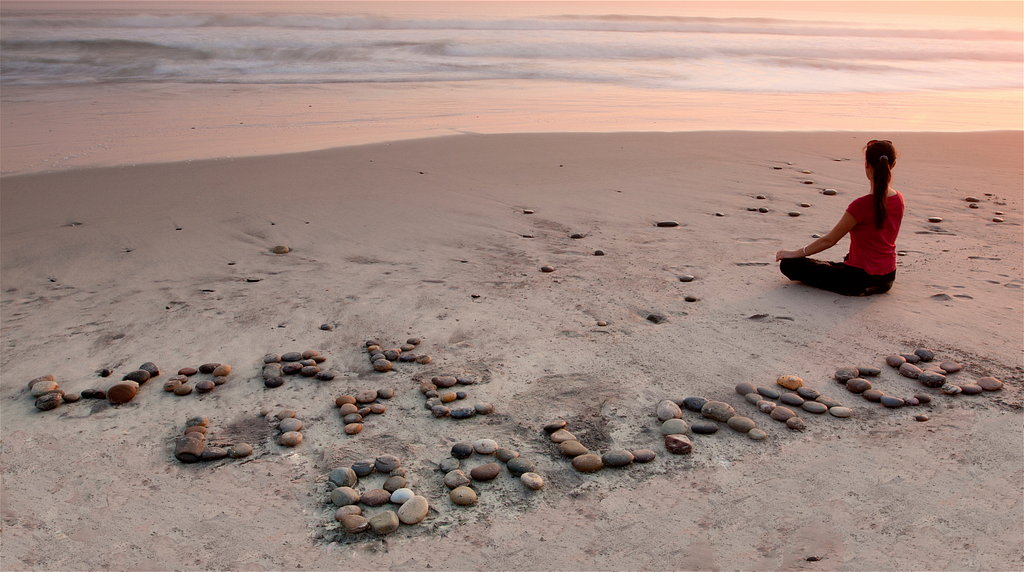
[3,1,1021,94]
[1,2,1022,172]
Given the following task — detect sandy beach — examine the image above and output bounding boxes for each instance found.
[1,130,1021,571]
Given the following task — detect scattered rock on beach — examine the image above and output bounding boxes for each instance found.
[540,265,555,273]
[656,221,679,228]
[450,486,477,506]
[657,399,683,421]
[701,401,735,422]
[108,382,138,404]
[682,397,707,412]
[664,435,693,455]
[35,392,63,411]
[271,245,290,254]
[899,363,923,379]
[834,367,859,382]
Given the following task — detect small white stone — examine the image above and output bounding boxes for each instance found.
[390,488,415,504]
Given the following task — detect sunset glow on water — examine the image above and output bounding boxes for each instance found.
[2,1,1021,172]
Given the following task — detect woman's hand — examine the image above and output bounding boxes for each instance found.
[776,249,802,261]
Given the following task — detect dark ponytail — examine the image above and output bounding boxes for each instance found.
[864,140,897,230]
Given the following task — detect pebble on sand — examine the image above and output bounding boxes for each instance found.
[785,417,806,430]
[470,463,501,481]
[473,439,498,455]
[280,431,302,446]
[228,443,253,458]
[35,393,63,411]
[899,363,923,379]
[661,419,689,435]
[369,511,401,535]
[340,515,370,533]
[449,486,477,506]
[540,265,555,273]
[829,407,853,418]
[748,429,767,440]
[603,450,634,468]
[682,396,707,412]
[108,382,138,404]
[280,418,303,432]
[834,367,859,382]
[915,414,930,422]
[195,379,216,393]
[797,387,821,400]
[633,449,657,463]
[756,386,781,399]
[977,377,1003,391]
[701,401,735,422]
[373,359,392,372]
[657,399,683,421]
[780,393,804,407]
[928,217,943,223]
[880,396,905,408]
[506,458,536,477]
[770,407,796,422]
[917,371,946,388]
[398,495,429,524]
[549,429,576,443]
[444,470,471,489]
[656,221,680,227]
[846,378,872,393]
[271,245,290,254]
[862,389,884,402]
[735,382,756,395]
[212,364,231,377]
[664,434,693,455]
[572,454,604,472]
[822,189,838,195]
[344,423,363,435]
[940,384,962,395]
[727,416,756,432]
[757,400,776,414]
[776,375,803,390]
[939,361,962,373]
[520,472,545,490]
[690,420,719,435]
[886,355,907,368]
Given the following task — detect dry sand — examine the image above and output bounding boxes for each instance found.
[1,131,1022,571]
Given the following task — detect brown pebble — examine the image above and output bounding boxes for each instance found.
[572,454,604,472]
[549,429,576,443]
[27,375,55,389]
[183,425,207,435]
[664,434,693,455]
[377,388,395,399]
[633,449,657,463]
[915,414,929,422]
[340,515,370,533]
[211,364,231,377]
[198,363,220,374]
[339,403,359,416]
[178,367,198,376]
[450,486,477,506]
[356,389,378,403]
[280,431,302,446]
[543,420,567,433]
[786,417,806,430]
[369,403,386,414]
[977,377,1003,391]
[540,265,555,273]
[470,463,501,481]
[344,423,363,435]
[164,379,183,392]
[776,375,803,390]
[195,379,215,393]
[558,440,589,458]
[361,489,391,507]
[336,395,356,406]
[960,384,983,395]
[108,382,138,403]
[415,355,432,364]
[770,406,796,421]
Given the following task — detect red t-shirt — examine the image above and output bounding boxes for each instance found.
[845,191,904,275]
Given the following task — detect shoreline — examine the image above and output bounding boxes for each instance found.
[2,130,1021,571]
[3,82,1021,176]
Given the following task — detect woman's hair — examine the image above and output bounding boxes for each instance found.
[864,139,897,229]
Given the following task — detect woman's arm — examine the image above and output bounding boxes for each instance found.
[776,211,858,261]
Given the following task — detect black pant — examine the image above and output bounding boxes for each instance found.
[780,257,895,296]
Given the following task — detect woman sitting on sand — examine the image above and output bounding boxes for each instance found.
[775,139,903,296]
